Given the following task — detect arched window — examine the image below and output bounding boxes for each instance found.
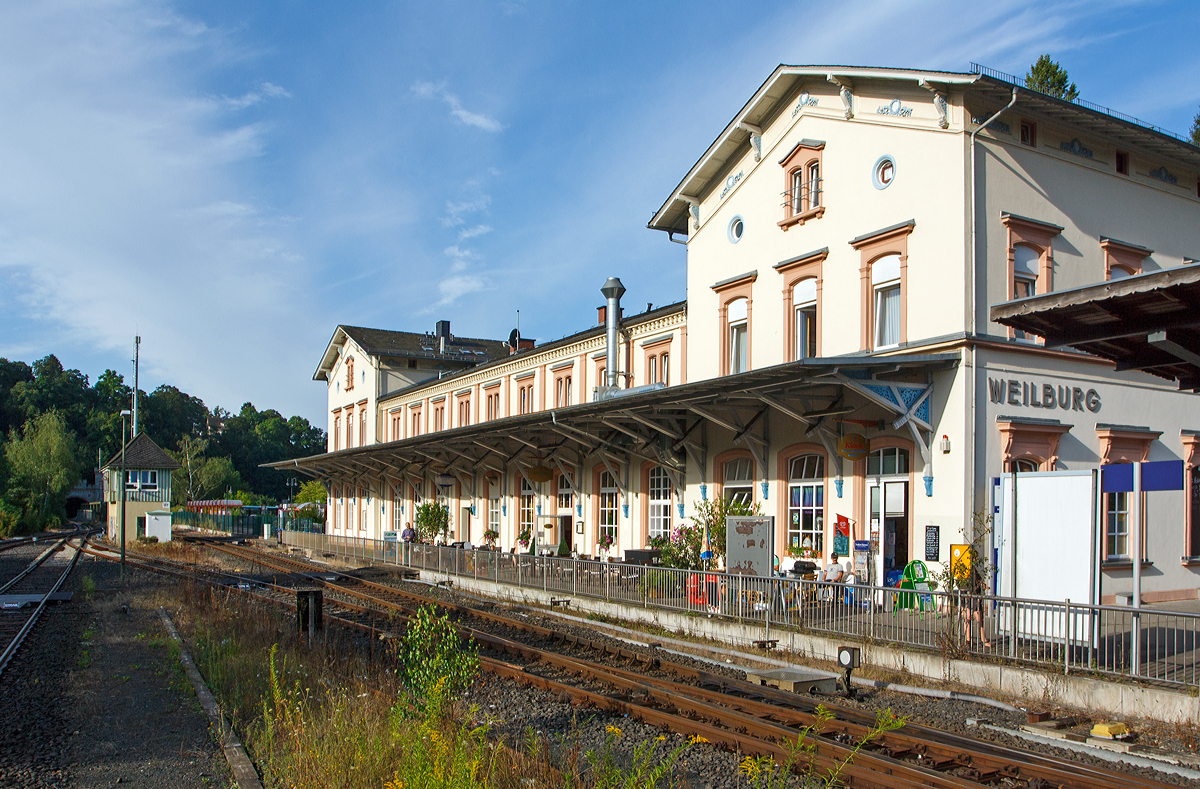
[787,455,824,556]
[557,470,574,512]
[520,476,535,536]
[647,467,672,541]
[599,471,619,546]
[807,161,821,208]
[1013,245,1039,298]
[1009,458,1039,473]
[723,457,754,505]
[792,278,817,360]
[872,254,902,348]
[728,298,748,374]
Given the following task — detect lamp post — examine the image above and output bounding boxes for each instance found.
[118,409,132,581]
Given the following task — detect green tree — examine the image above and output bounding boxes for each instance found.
[0,358,34,437]
[143,385,208,453]
[691,496,762,568]
[197,456,242,501]
[11,356,93,439]
[414,501,449,543]
[294,480,327,505]
[1026,55,1078,101]
[168,435,209,506]
[1190,106,1200,147]
[5,411,80,529]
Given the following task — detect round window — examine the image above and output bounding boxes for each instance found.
[728,215,745,243]
[873,155,896,189]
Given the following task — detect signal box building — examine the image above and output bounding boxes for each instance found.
[280,65,1200,606]
[102,433,179,547]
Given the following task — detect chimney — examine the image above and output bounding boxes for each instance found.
[599,277,626,389]
[435,320,450,353]
[518,338,535,351]
[597,305,624,325]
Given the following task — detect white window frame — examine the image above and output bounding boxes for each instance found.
[723,457,754,505]
[788,455,824,555]
[648,466,672,541]
[1106,491,1129,560]
[599,471,619,545]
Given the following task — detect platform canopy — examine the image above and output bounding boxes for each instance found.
[267,355,957,489]
[990,265,1200,391]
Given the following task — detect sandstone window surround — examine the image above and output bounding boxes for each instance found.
[1100,236,1153,280]
[1182,430,1200,561]
[777,139,825,231]
[996,415,1072,470]
[1095,423,1161,464]
[775,247,826,361]
[1001,212,1060,298]
[851,221,913,351]
[713,271,756,376]
[642,335,672,386]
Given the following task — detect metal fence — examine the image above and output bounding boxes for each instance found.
[280,530,1200,689]
[174,509,275,539]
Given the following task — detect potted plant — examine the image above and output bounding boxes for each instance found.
[483,529,500,549]
[517,528,532,551]
[598,531,614,559]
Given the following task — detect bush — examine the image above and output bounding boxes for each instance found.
[415,502,449,543]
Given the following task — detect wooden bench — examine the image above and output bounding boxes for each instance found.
[550,598,571,608]
[752,639,779,650]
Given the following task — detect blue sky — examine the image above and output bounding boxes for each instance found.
[1,0,1197,424]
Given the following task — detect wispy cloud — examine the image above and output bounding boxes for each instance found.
[434,274,486,307]
[441,195,490,227]
[411,81,503,132]
[223,81,292,109]
[457,224,492,240]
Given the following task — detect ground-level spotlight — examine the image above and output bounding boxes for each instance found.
[836,645,860,697]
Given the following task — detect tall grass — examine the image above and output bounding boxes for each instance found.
[167,584,692,788]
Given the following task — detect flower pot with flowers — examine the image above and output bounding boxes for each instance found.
[517,528,533,554]
[597,531,614,559]
[483,529,500,549]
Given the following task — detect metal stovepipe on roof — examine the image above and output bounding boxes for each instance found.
[600,277,625,390]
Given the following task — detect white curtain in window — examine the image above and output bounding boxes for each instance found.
[1013,245,1039,279]
[728,298,748,373]
[874,285,900,347]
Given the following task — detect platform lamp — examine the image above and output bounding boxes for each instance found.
[836,645,861,698]
[118,409,132,581]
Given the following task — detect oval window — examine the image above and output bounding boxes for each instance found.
[728,215,745,243]
[873,155,896,190]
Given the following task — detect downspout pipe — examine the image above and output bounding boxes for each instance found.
[968,88,1017,530]
[600,277,626,390]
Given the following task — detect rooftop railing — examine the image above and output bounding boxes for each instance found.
[969,62,1191,145]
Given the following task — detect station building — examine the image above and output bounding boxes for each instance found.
[282,65,1200,605]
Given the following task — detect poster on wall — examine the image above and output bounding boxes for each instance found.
[833,514,851,556]
[924,525,940,562]
[725,515,774,576]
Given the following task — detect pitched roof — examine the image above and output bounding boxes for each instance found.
[341,325,510,361]
[314,325,512,381]
[103,432,181,471]
[378,300,687,406]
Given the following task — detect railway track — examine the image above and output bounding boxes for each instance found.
[0,532,90,678]
[103,538,1187,789]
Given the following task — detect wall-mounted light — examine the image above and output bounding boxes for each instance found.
[940,434,951,454]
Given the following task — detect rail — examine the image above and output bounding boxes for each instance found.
[280,530,1200,689]
[968,63,1190,144]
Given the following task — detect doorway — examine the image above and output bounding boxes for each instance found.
[868,447,910,586]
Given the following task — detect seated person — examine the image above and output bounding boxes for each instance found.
[821,553,845,600]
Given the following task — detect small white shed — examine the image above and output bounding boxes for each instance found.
[144,510,173,543]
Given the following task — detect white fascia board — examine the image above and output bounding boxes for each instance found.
[650,65,979,229]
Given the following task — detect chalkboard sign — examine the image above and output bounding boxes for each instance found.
[924,525,940,562]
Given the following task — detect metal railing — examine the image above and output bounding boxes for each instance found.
[780,177,822,215]
[968,63,1191,145]
[281,530,1200,689]
[174,509,273,538]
